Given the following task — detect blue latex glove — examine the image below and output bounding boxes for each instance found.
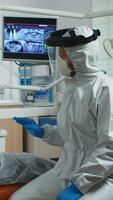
[13,117,44,138]
[56,183,83,200]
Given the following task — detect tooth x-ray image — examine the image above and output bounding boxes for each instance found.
[3,16,57,61]
[23,29,45,53]
[4,28,45,54]
[5,40,23,53]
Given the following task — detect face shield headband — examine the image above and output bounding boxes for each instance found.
[46,28,101,47]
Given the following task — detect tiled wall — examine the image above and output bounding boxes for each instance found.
[92,0,113,78]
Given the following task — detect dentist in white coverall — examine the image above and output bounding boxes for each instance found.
[11,26,113,200]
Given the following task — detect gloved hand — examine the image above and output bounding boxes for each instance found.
[56,183,83,200]
[13,117,44,138]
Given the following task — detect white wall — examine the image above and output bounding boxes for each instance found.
[53,0,92,28]
[0,0,54,9]
[92,0,113,77]
[0,0,91,101]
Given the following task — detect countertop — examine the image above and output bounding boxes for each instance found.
[0,105,57,119]
[0,100,23,106]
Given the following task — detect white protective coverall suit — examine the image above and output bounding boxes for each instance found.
[10,27,113,200]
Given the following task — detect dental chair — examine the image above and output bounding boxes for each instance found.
[0,183,25,200]
[0,152,55,200]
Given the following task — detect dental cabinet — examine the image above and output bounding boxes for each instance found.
[23,110,62,159]
[0,103,23,153]
[0,105,62,158]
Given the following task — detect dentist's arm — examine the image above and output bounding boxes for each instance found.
[13,117,44,138]
[13,117,64,147]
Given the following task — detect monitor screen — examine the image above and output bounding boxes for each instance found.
[2,16,57,61]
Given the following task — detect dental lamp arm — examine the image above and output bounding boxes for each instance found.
[4,76,70,91]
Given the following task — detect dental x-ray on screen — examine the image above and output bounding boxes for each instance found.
[2,16,57,61]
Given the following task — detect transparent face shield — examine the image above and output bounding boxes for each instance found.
[47,46,75,78]
[47,46,56,76]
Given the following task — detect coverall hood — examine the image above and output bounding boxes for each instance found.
[64,26,101,77]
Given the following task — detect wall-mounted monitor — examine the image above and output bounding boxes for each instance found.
[2,16,57,62]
